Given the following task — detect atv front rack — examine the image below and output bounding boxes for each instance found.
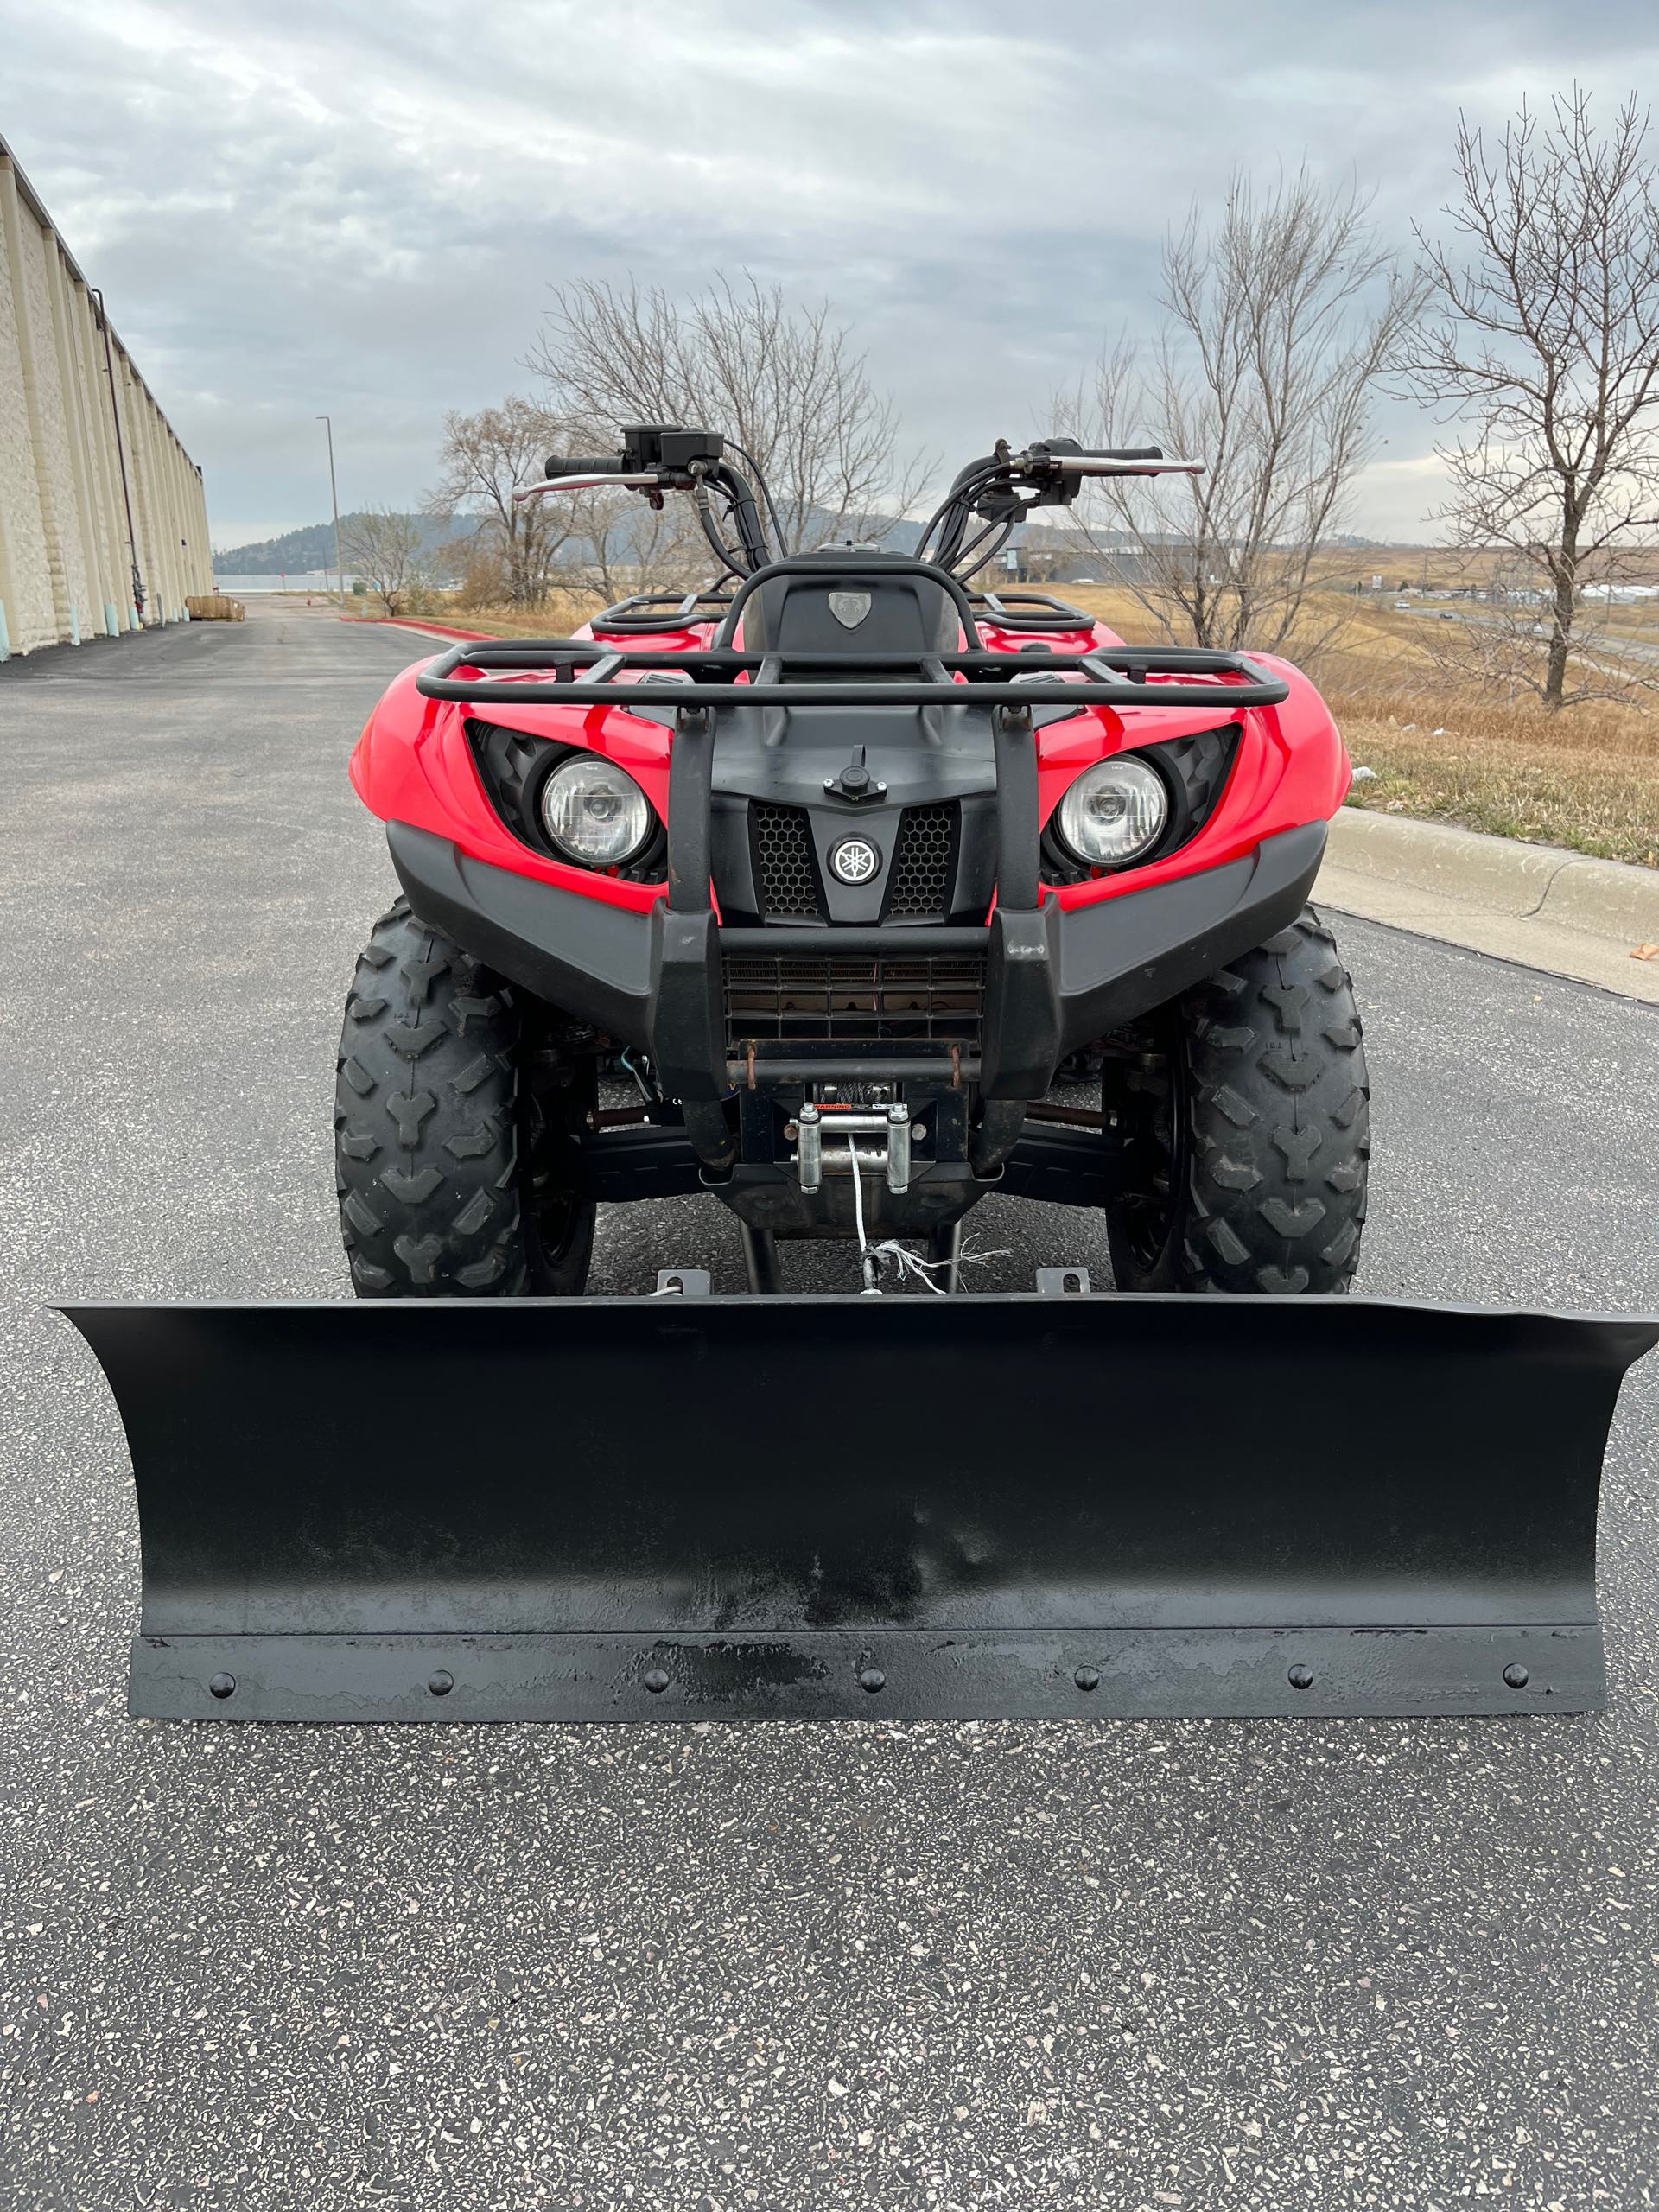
[410,576,1298,1120]
[411,639,1289,712]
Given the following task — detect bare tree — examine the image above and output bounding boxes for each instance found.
[340,508,427,618]
[428,397,574,607]
[560,485,704,607]
[530,273,926,553]
[1395,89,1659,708]
[1055,171,1421,652]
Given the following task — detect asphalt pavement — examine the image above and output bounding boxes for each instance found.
[1,601,1656,2210]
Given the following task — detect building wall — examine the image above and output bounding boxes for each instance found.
[0,137,212,658]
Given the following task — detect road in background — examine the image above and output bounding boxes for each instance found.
[1,602,1656,2209]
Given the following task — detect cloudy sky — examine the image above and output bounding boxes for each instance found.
[7,0,1656,548]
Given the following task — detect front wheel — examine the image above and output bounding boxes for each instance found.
[334,898,595,1297]
[1103,908,1370,1294]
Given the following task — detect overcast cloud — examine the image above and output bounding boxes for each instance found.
[5,0,1657,546]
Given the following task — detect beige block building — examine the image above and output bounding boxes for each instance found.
[0,132,212,658]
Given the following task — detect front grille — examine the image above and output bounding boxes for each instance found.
[886,803,957,918]
[724,951,985,1052]
[751,803,821,918]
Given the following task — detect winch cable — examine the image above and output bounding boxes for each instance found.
[842,1132,1006,1296]
[846,1133,882,1294]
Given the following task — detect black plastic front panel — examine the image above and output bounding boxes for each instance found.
[705,696,999,926]
[391,817,1328,1096]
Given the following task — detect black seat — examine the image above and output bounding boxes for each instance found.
[731,549,962,659]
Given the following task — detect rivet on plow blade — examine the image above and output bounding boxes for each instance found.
[58,1294,1659,1724]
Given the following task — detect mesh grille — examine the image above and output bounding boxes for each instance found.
[752,803,821,918]
[887,804,956,918]
[724,952,984,1051]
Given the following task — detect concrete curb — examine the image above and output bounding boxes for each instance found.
[1321,808,1659,1004]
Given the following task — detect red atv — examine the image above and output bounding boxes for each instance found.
[339,425,1367,1298]
[64,430,1659,1724]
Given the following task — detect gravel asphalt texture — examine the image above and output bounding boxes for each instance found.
[1,601,1656,2210]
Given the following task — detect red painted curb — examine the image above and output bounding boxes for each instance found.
[342,617,494,643]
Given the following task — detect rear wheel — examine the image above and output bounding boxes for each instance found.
[334,897,595,1297]
[1103,908,1370,1294]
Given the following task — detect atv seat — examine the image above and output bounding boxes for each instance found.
[725,549,963,661]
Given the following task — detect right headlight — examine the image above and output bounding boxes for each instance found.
[1055,753,1170,868]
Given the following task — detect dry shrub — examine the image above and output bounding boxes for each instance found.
[1331,680,1659,868]
[450,542,511,610]
[423,588,607,639]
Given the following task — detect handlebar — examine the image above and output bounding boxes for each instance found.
[543,454,632,478]
[1034,443,1200,475]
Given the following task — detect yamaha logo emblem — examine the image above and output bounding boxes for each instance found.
[830,836,881,885]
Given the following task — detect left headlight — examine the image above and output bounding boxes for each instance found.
[539,754,653,866]
[1055,753,1170,868]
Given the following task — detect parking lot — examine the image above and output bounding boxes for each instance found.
[1,601,1656,2209]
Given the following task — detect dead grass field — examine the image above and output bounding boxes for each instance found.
[404,578,1659,871]
[1327,690,1659,868]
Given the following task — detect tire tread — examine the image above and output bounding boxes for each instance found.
[333,898,533,1298]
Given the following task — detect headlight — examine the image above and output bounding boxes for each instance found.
[539,754,652,865]
[1056,754,1170,868]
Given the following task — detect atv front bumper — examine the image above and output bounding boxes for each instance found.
[388,815,1327,1101]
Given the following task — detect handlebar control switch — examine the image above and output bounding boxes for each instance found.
[620,424,726,471]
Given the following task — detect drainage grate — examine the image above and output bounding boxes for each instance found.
[751,803,822,918]
[886,804,957,918]
[724,951,985,1050]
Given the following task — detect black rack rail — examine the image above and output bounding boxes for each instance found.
[591,590,736,634]
[970,589,1096,630]
[588,585,1102,638]
[413,639,1288,713]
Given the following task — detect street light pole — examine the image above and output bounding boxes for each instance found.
[317,415,345,605]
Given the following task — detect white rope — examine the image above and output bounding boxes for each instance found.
[846,1135,882,1294]
[845,1126,1013,1295]
[868,1239,948,1294]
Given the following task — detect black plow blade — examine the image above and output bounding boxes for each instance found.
[61,1294,1656,1724]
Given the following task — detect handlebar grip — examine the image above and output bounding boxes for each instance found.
[1078,446,1163,462]
[543,454,628,479]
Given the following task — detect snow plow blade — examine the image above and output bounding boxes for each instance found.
[63,1294,1656,1724]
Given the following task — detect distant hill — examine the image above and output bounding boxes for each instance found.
[215,505,920,575]
[213,513,471,572]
